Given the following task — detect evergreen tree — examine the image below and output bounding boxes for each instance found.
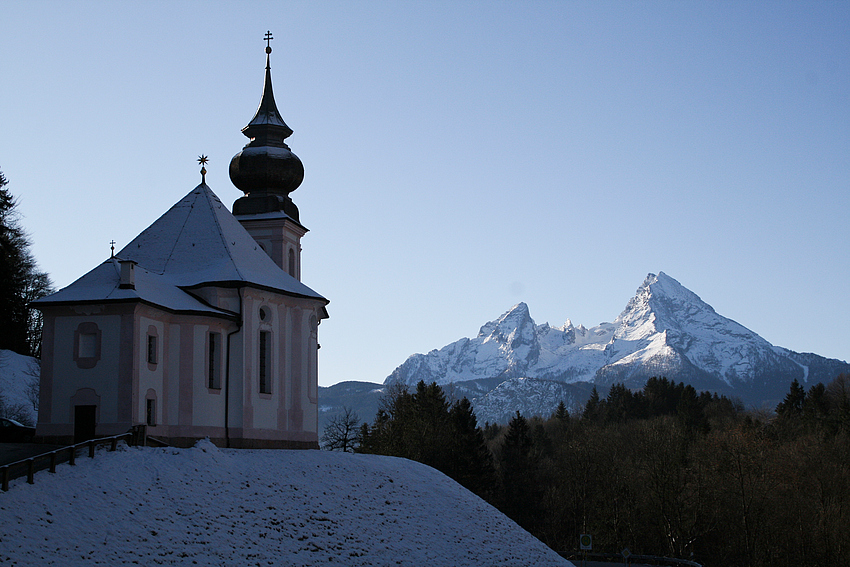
[498,411,541,530]
[447,397,496,499]
[776,378,806,417]
[583,386,601,421]
[802,382,830,427]
[826,373,850,430]
[553,400,569,422]
[676,384,708,433]
[604,382,639,422]
[0,170,53,356]
[359,381,497,499]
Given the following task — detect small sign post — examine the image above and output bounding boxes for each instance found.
[622,547,631,567]
[579,534,592,567]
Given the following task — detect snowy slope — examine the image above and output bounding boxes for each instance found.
[385,272,850,420]
[0,349,39,425]
[0,441,571,567]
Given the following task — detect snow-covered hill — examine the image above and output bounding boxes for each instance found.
[386,272,850,421]
[0,440,571,567]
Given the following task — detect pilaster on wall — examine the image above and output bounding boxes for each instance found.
[236,215,307,281]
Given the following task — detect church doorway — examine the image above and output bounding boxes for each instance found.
[74,405,97,443]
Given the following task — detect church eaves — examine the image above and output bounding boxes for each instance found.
[34,181,325,314]
[32,257,235,318]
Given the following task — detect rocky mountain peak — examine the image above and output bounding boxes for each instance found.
[382,272,850,421]
[477,302,535,346]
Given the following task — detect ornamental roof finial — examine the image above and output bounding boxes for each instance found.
[198,155,209,183]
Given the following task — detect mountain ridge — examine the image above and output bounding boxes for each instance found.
[382,272,849,423]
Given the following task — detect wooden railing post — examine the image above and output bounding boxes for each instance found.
[0,432,140,492]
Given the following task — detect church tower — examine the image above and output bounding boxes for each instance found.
[230,32,307,281]
[33,33,328,449]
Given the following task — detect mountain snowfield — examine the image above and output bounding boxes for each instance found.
[386,272,850,423]
[0,441,572,567]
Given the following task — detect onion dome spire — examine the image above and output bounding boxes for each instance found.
[230,31,304,221]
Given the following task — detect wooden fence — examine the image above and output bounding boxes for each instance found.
[0,431,137,492]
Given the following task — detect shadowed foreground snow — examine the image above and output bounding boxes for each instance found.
[0,440,572,566]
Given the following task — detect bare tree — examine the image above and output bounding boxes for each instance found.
[321,406,361,452]
[24,358,39,412]
[0,390,35,426]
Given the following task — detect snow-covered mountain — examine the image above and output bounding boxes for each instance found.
[385,272,850,422]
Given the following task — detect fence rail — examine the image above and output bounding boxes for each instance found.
[1,432,134,492]
[560,551,702,567]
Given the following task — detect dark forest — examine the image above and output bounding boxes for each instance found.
[354,376,850,567]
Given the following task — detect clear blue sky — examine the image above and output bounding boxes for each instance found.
[2,1,848,386]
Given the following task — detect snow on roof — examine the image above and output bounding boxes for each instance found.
[118,183,324,300]
[0,441,572,567]
[33,258,232,316]
[35,183,326,314]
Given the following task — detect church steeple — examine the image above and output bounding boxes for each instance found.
[242,32,294,145]
[230,31,304,221]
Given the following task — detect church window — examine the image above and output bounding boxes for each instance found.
[79,334,97,358]
[259,330,272,394]
[146,398,156,426]
[208,332,222,389]
[288,248,296,277]
[73,322,102,369]
[147,334,157,365]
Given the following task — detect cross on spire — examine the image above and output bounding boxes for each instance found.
[110,240,116,258]
[265,30,273,54]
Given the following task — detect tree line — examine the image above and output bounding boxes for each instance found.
[0,169,53,358]
[0,169,53,423]
[333,375,850,567]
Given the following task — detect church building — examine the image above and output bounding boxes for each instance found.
[33,36,329,449]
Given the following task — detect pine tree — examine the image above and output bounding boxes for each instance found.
[553,400,569,422]
[0,170,52,356]
[776,378,806,417]
[498,411,541,530]
[447,397,496,499]
[583,386,601,421]
[802,382,830,426]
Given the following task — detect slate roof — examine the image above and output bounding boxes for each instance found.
[34,258,235,317]
[34,183,326,314]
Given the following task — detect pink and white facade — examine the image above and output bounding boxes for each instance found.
[34,40,329,448]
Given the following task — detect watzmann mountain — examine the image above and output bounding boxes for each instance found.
[383,272,850,424]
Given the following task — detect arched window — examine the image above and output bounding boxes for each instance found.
[259,330,272,394]
[288,248,296,278]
